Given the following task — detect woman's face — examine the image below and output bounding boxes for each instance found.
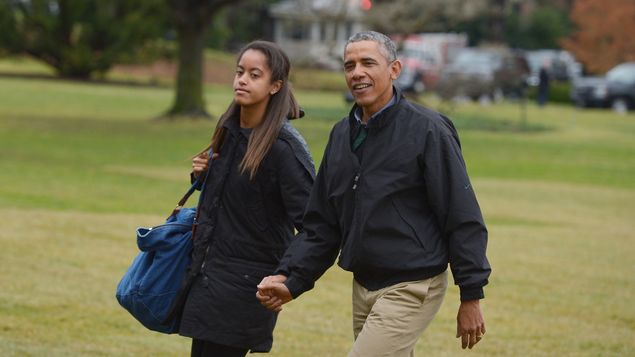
[233,49,281,108]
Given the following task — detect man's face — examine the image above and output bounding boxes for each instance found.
[343,40,401,120]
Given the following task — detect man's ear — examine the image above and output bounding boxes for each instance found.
[390,59,402,80]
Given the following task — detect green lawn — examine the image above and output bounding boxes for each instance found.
[1,74,634,356]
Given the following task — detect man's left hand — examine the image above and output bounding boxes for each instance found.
[456,299,486,349]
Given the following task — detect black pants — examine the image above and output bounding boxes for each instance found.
[191,338,248,357]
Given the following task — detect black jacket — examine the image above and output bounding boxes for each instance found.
[179,117,314,352]
[278,89,490,301]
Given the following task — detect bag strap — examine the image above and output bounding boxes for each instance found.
[169,148,214,219]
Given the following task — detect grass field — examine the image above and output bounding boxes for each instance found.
[1,72,634,356]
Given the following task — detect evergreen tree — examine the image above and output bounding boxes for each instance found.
[506,5,571,49]
[0,0,166,78]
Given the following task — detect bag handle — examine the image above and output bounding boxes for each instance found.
[169,148,214,218]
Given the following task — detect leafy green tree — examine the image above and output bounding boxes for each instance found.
[204,0,277,51]
[219,0,277,50]
[366,0,571,49]
[0,2,19,54]
[365,0,489,35]
[506,5,570,49]
[0,0,166,78]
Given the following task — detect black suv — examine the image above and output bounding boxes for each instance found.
[571,62,635,113]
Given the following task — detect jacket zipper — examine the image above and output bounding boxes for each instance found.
[198,133,240,282]
[349,125,367,265]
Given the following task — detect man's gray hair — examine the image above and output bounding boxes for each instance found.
[345,31,397,63]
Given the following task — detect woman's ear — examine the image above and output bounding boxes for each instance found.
[270,80,283,95]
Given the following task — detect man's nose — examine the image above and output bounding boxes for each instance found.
[350,64,363,79]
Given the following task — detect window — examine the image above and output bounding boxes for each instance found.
[345,22,353,41]
[282,20,310,41]
[319,21,327,42]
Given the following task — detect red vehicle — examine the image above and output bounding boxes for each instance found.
[394,33,468,94]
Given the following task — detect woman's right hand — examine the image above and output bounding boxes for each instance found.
[192,152,219,178]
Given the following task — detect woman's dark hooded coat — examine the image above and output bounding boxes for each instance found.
[179,117,314,352]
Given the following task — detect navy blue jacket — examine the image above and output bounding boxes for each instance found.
[277,90,490,301]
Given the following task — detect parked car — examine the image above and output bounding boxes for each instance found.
[394,33,468,94]
[526,49,582,86]
[570,62,635,113]
[435,47,530,102]
[395,64,427,94]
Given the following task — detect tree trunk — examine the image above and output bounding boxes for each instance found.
[166,21,211,118]
[164,0,241,119]
[489,0,507,44]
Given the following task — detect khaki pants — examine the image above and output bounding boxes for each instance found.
[349,270,448,357]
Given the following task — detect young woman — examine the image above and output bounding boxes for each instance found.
[178,41,314,356]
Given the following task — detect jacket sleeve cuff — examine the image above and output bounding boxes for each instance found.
[460,286,484,301]
[190,172,203,190]
[284,275,313,299]
[273,267,289,277]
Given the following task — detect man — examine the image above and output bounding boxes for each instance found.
[257,31,491,356]
[537,59,551,107]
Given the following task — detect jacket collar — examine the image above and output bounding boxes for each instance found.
[347,86,405,129]
[222,113,252,139]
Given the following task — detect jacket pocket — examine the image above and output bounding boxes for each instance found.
[221,258,277,294]
[246,201,270,232]
[391,198,425,250]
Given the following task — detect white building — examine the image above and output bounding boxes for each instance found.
[270,0,369,69]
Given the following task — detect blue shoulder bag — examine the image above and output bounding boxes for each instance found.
[115,149,213,334]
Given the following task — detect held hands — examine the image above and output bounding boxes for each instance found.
[258,278,486,349]
[456,300,486,349]
[256,275,292,312]
[192,151,219,178]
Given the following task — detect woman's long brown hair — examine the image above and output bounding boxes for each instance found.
[198,41,300,180]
